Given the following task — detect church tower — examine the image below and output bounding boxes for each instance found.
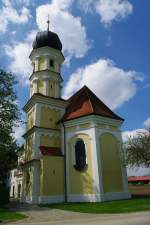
[21,20,130,204]
[22,21,67,204]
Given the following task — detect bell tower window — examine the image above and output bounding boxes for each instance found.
[74,139,87,171]
[50,59,54,68]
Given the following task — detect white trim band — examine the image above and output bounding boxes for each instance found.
[67,192,131,202]
[39,195,65,204]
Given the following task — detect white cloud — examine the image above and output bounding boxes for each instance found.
[50,0,74,10]
[4,30,37,84]
[78,0,133,26]
[36,0,89,59]
[0,0,31,32]
[63,58,141,109]
[144,117,150,128]
[122,129,147,142]
[77,0,94,13]
[96,0,133,26]
[13,123,25,145]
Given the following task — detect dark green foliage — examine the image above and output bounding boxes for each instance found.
[0,69,20,185]
[124,129,150,168]
[0,185,9,206]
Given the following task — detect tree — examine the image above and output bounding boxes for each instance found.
[0,69,20,185]
[124,129,150,168]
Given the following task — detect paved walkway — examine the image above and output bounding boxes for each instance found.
[7,201,150,225]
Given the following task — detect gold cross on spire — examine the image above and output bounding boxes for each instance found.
[47,15,50,31]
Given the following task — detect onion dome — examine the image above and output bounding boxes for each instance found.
[32,30,62,51]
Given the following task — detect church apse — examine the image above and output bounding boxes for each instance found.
[67,133,95,196]
[100,133,123,193]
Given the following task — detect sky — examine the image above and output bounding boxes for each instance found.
[0,0,150,175]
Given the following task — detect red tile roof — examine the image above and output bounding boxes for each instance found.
[40,146,62,156]
[63,85,124,122]
[128,176,150,182]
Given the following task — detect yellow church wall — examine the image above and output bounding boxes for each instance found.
[40,135,61,147]
[68,133,95,195]
[79,123,90,129]
[25,136,33,161]
[37,80,44,94]
[40,156,64,196]
[32,61,35,72]
[22,171,26,198]
[66,126,76,132]
[27,111,34,130]
[40,107,61,129]
[22,167,33,198]
[39,57,45,71]
[66,123,90,132]
[49,80,55,97]
[96,123,118,131]
[59,85,61,97]
[100,133,123,193]
[109,125,118,131]
[96,124,106,129]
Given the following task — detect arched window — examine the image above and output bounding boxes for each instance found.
[50,59,54,68]
[74,139,87,171]
[18,184,21,198]
[26,172,30,185]
[12,185,15,197]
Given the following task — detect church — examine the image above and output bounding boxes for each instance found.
[20,22,131,204]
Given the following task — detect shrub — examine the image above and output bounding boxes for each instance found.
[0,185,9,206]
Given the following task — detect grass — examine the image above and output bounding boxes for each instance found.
[0,208,27,223]
[43,197,150,214]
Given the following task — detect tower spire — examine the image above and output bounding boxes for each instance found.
[47,15,50,31]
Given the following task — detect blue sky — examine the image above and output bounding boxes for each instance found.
[0,0,150,175]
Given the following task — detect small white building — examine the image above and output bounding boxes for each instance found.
[9,169,22,198]
[9,147,25,199]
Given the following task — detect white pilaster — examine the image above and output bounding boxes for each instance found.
[55,62,59,73]
[90,122,101,199]
[33,79,38,93]
[94,126,104,197]
[32,161,40,204]
[43,79,49,96]
[55,81,59,98]
[118,133,130,194]
[35,58,39,72]
[34,103,41,127]
[30,83,33,97]
[33,132,40,159]
[45,55,50,70]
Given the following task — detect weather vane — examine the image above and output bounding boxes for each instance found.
[47,15,50,31]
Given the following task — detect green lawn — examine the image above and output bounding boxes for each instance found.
[0,208,27,223]
[43,198,150,214]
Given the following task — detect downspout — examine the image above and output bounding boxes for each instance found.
[62,122,67,202]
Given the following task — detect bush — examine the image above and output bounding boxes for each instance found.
[0,185,9,206]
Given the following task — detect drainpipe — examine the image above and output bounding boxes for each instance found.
[62,122,67,202]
